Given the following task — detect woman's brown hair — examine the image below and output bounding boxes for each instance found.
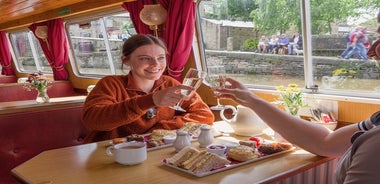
[121,34,168,71]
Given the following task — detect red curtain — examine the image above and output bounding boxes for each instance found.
[28,18,69,80]
[0,31,15,75]
[122,0,196,82]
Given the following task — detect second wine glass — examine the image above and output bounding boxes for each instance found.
[170,68,207,112]
[206,65,226,110]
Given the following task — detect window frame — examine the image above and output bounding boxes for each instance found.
[64,9,131,79]
[7,30,52,74]
[194,0,380,100]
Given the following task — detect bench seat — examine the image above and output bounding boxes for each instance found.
[0,100,88,184]
[0,81,81,102]
[0,75,17,83]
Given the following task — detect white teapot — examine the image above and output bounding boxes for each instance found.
[220,105,268,136]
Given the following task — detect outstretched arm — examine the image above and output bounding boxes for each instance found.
[216,78,359,157]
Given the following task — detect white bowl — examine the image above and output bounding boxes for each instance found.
[163,135,176,144]
[206,144,227,157]
[316,122,337,131]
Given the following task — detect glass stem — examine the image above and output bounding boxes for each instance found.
[216,98,221,106]
[176,99,184,107]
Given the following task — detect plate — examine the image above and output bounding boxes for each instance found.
[108,130,222,152]
[161,146,296,177]
[108,134,178,151]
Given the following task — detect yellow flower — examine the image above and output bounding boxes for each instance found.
[276,85,285,91]
[333,67,357,78]
[274,83,307,116]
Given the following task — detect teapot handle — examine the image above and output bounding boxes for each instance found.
[220,105,237,123]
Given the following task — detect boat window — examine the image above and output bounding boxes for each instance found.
[196,0,380,98]
[8,31,52,73]
[66,12,136,77]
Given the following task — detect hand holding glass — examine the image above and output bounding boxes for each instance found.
[170,68,207,112]
[206,66,226,110]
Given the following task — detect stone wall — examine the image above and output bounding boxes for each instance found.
[206,50,380,79]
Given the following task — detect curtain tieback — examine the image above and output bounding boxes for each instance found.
[2,63,11,68]
[167,67,184,77]
[53,65,65,71]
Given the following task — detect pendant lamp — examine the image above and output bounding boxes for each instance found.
[139,1,167,37]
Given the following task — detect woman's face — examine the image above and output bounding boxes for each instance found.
[124,44,167,81]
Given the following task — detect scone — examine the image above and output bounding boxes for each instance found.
[227,145,260,162]
[126,134,145,142]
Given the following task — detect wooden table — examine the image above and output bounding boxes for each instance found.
[11,122,334,184]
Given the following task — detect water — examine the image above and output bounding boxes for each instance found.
[228,74,380,92]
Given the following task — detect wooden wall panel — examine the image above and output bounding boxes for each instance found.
[338,101,380,123]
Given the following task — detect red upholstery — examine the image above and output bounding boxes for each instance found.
[0,75,17,83]
[0,81,79,102]
[0,105,89,184]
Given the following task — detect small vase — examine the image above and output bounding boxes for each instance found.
[285,105,300,117]
[36,88,50,103]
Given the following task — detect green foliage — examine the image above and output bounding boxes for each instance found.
[251,0,300,34]
[204,0,258,21]
[120,22,133,31]
[227,0,258,21]
[243,38,258,50]
[247,68,257,74]
[204,0,379,35]
[251,0,379,34]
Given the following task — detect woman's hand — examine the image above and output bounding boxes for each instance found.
[152,85,194,107]
[215,78,256,107]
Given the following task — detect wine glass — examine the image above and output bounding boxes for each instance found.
[206,65,226,110]
[170,68,207,112]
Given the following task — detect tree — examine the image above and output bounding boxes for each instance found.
[251,0,379,35]
[227,0,258,21]
[251,0,299,35]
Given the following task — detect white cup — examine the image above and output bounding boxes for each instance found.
[106,141,147,165]
[206,144,227,157]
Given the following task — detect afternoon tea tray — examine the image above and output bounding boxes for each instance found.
[161,140,296,177]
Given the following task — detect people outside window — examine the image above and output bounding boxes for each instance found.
[277,34,289,54]
[82,34,214,143]
[267,35,279,54]
[340,27,369,60]
[287,32,302,55]
[338,27,360,59]
[256,35,269,53]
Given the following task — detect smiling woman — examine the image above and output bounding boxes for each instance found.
[81,34,214,143]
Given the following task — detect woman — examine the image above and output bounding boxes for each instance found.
[216,37,380,183]
[82,34,214,142]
